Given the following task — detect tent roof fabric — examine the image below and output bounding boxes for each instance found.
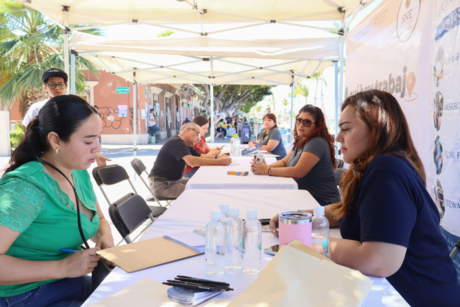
[71,33,338,85]
[22,0,369,25]
[71,32,339,60]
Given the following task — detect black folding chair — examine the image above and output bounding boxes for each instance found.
[130,158,176,208]
[92,165,167,244]
[108,193,154,244]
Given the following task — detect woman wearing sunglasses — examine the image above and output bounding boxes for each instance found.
[269,90,459,307]
[252,105,339,206]
[249,113,287,160]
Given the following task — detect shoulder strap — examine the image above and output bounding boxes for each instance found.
[36,158,90,249]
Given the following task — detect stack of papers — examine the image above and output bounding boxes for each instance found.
[167,287,223,306]
[164,232,206,253]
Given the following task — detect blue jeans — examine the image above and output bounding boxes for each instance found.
[0,276,92,307]
[148,125,160,136]
[183,168,198,178]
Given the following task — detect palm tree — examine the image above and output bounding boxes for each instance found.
[0,1,101,114]
[311,71,327,107]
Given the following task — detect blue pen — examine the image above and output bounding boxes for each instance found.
[60,248,77,253]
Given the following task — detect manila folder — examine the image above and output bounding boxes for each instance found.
[97,236,202,273]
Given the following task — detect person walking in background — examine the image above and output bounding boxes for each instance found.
[249,113,286,160]
[215,119,227,138]
[184,116,223,178]
[147,109,160,143]
[252,105,339,206]
[226,113,232,125]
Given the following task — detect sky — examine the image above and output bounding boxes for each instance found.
[101,0,384,133]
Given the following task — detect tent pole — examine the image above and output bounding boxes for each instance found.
[70,50,76,95]
[210,84,214,143]
[339,19,345,109]
[290,84,294,144]
[133,71,137,159]
[334,62,339,158]
[63,7,69,94]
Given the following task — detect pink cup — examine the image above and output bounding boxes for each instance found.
[279,211,312,247]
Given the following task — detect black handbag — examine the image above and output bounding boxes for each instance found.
[36,158,113,290]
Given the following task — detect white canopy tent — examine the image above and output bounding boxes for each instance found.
[70,32,339,148]
[20,0,373,101]
[19,0,373,153]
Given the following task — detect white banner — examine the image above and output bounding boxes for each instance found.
[430,0,460,278]
[346,0,432,179]
[346,0,460,282]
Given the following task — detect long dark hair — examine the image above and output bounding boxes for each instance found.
[332,90,425,219]
[6,95,98,174]
[293,104,336,167]
[263,113,278,129]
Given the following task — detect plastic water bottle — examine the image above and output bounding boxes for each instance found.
[242,210,262,274]
[205,211,225,276]
[231,134,241,156]
[225,208,243,271]
[312,207,330,258]
[219,204,229,223]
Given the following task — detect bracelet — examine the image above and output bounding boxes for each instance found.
[215,154,218,159]
[268,167,272,176]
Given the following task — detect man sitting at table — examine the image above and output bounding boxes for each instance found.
[149,122,232,198]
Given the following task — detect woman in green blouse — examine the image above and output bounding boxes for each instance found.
[0,95,114,306]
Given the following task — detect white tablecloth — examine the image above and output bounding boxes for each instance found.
[83,189,408,307]
[185,157,298,190]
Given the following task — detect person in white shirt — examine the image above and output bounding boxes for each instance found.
[147,109,160,143]
[22,68,69,127]
[22,68,111,167]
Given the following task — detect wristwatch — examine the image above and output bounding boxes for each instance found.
[215,154,219,159]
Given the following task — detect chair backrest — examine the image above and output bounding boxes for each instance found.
[93,165,130,186]
[109,193,152,239]
[334,169,345,186]
[131,158,147,177]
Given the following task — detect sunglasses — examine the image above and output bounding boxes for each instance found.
[45,82,66,90]
[295,117,316,127]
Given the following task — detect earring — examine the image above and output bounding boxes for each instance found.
[56,148,59,154]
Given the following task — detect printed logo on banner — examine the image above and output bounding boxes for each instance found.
[432,91,444,130]
[433,179,445,218]
[397,0,421,42]
[345,66,418,101]
[433,135,444,175]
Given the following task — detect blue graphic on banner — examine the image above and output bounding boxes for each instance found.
[435,7,460,41]
[440,227,460,284]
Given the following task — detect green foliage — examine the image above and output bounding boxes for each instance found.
[214,85,273,113]
[10,123,24,149]
[0,1,102,109]
[157,30,175,37]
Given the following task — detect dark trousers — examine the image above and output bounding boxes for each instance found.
[216,127,226,137]
[148,125,160,137]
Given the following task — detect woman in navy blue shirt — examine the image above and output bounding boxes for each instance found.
[269,90,459,306]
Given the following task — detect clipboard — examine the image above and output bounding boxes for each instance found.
[97,237,203,273]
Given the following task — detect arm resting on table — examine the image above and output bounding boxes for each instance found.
[270,152,319,179]
[329,239,406,278]
[183,155,230,168]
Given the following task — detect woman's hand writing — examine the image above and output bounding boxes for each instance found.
[59,248,100,278]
